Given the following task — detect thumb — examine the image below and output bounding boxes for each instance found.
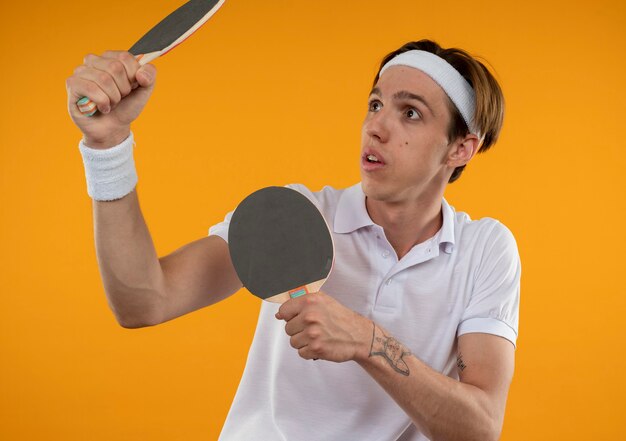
[136,64,157,88]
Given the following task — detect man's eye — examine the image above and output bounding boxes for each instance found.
[405,108,420,120]
[369,101,382,112]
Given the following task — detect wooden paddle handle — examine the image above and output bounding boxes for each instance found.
[265,279,327,304]
[75,96,99,117]
[75,53,153,117]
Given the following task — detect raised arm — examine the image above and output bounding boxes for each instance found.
[67,51,241,328]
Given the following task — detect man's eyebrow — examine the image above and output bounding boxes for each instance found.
[369,87,382,97]
[393,90,434,115]
[368,87,434,115]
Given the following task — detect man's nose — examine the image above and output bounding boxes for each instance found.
[364,110,390,143]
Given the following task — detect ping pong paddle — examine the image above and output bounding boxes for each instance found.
[76,0,226,117]
[228,187,335,304]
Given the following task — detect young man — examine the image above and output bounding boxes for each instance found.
[67,39,520,441]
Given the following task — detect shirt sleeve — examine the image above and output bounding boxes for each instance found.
[457,221,521,348]
[208,208,234,243]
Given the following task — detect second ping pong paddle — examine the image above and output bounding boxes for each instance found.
[77,0,226,117]
[228,187,335,304]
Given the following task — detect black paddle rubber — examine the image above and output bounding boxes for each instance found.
[228,187,334,301]
[129,0,223,55]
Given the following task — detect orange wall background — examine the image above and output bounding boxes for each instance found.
[1,0,624,439]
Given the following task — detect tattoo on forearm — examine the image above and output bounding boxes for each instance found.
[456,353,467,372]
[368,322,412,376]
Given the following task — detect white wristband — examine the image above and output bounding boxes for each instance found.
[78,132,138,201]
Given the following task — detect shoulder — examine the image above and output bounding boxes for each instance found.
[285,183,347,215]
[448,202,519,257]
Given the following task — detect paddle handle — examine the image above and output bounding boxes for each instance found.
[76,53,156,117]
[289,286,310,299]
[265,279,327,304]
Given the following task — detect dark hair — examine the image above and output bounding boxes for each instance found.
[374,40,505,183]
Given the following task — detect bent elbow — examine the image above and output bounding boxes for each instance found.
[116,316,156,329]
[110,302,164,329]
[457,414,502,441]
[481,417,503,441]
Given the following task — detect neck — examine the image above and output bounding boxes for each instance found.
[365,192,443,260]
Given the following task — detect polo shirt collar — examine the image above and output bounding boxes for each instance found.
[439,198,456,254]
[333,183,456,254]
[333,184,374,233]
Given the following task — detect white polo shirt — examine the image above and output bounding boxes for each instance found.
[209,183,521,441]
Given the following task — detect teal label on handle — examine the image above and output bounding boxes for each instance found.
[290,289,307,298]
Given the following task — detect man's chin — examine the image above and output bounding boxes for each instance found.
[361,180,391,202]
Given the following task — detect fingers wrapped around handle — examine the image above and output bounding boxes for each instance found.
[73,51,146,117]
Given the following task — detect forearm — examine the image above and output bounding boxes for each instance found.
[355,324,502,441]
[93,188,166,328]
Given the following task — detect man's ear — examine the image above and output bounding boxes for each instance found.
[446,134,481,168]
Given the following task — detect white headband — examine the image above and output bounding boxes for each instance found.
[379,50,479,136]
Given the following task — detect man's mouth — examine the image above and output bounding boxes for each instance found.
[362,151,386,171]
